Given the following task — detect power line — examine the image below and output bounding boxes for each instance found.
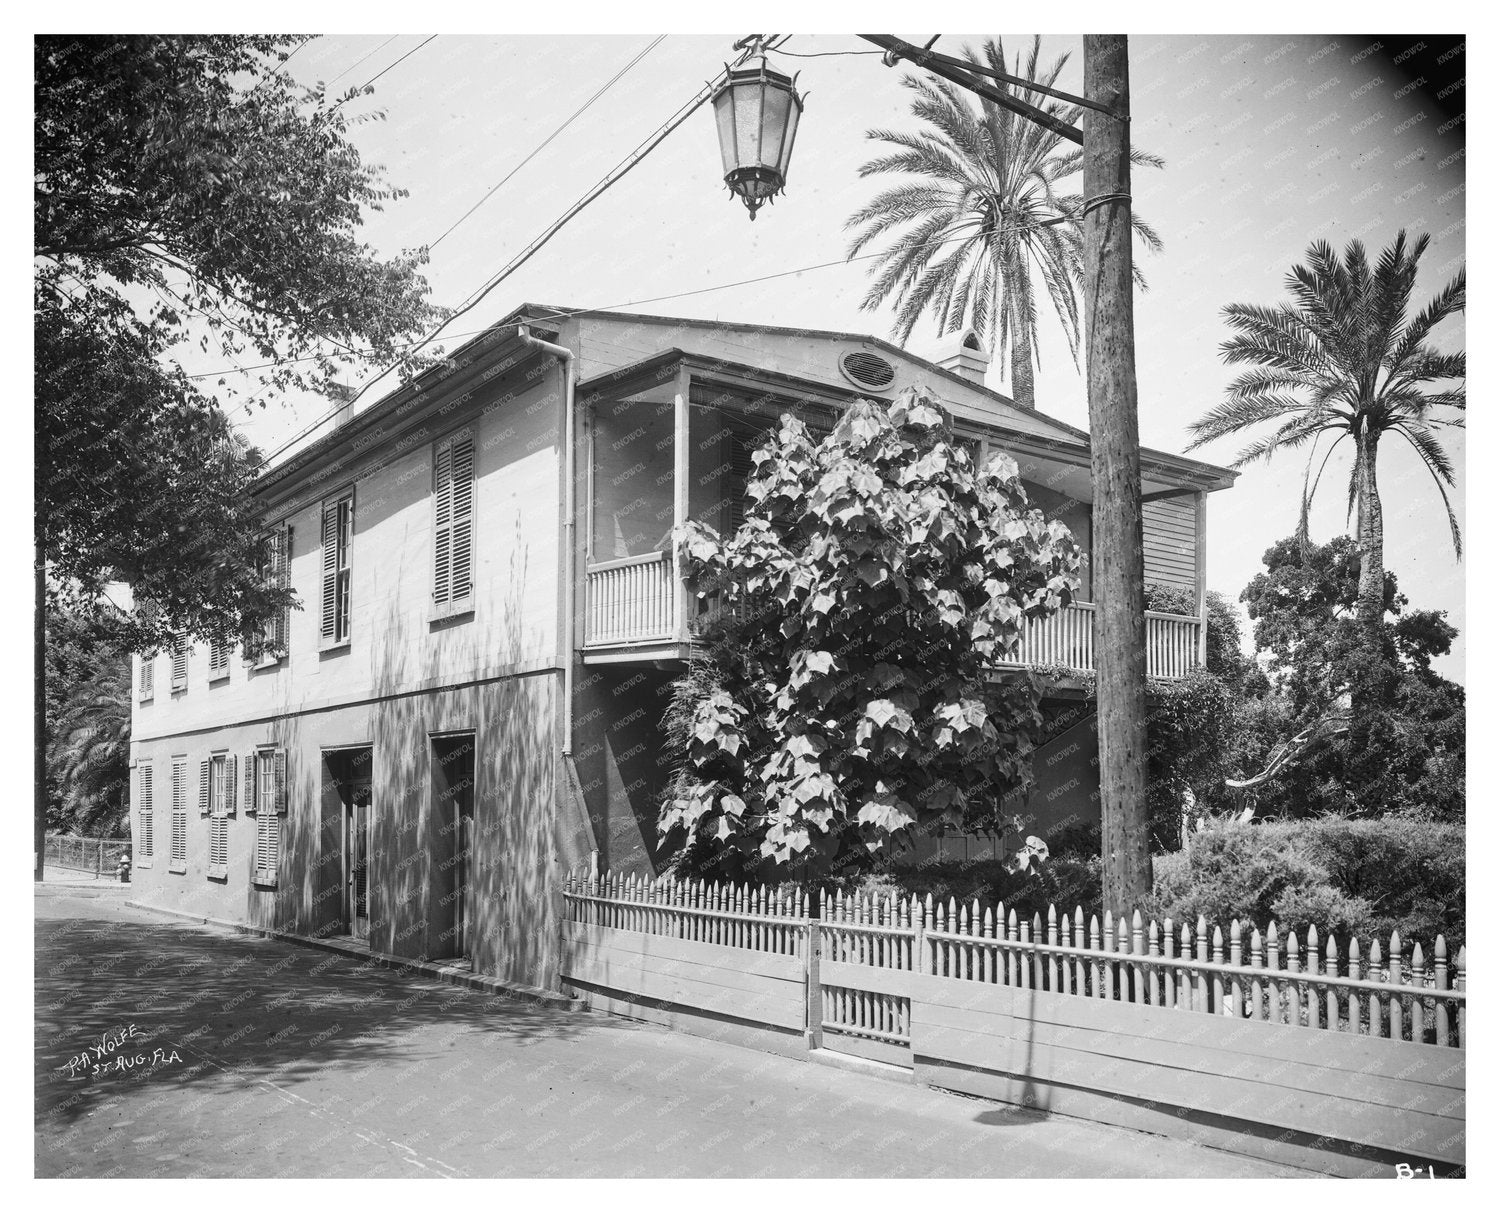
[429,35,666,251]
[243,220,1043,465]
[326,34,400,85]
[332,34,437,109]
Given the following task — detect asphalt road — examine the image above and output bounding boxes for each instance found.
[35,881,1313,1178]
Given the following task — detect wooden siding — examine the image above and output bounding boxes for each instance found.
[1143,496,1198,592]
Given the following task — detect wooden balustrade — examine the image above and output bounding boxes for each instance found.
[583,566,1201,679]
[584,552,677,646]
[997,601,1201,680]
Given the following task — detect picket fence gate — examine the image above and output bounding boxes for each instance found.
[561,870,1467,1174]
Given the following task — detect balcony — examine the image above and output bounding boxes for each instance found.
[581,553,1201,681]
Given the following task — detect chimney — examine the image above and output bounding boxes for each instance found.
[935,328,990,385]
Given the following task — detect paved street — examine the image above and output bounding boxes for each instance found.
[36,882,1312,1178]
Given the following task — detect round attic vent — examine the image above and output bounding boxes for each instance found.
[839,350,896,390]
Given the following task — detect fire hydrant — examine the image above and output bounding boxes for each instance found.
[116,854,131,884]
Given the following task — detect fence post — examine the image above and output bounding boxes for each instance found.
[804,885,823,1052]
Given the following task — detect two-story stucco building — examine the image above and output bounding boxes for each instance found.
[128,303,1235,993]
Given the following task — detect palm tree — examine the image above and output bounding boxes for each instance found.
[1186,231,1465,646]
[844,35,1163,409]
[49,663,132,836]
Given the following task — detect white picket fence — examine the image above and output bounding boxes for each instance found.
[563,872,1465,1050]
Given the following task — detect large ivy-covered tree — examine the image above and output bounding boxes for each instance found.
[659,388,1083,882]
[35,34,446,649]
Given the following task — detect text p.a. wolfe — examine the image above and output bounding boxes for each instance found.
[60,1024,182,1078]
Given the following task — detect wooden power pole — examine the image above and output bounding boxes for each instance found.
[1082,35,1151,911]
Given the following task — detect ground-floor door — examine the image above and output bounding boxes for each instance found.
[326,747,373,941]
[433,734,476,960]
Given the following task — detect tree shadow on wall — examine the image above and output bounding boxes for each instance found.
[364,524,562,992]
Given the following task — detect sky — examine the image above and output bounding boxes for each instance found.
[209,30,1466,682]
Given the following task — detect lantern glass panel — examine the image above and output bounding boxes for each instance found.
[760,83,792,172]
[713,91,739,176]
[777,95,802,178]
[732,79,766,170]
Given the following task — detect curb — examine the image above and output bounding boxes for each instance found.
[125,899,584,1012]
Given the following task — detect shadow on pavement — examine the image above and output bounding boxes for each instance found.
[36,908,620,1129]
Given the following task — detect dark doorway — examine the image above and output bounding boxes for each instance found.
[432,733,476,960]
[326,747,373,940]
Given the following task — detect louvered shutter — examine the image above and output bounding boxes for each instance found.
[433,440,453,605]
[321,504,338,640]
[139,656,154,701]
[243,753,257,813]
[450,437,474,606]
[138,766,154,858]
[728,430,759,533]
[171,639,188,690]
[170,761,188,868]
[273,749,288,814]
[225,755,237,814]
[274,527,291,654]
[199,759,211,815]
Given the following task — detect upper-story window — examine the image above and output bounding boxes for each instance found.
[137,653,155,702]
[320,492,353,647]
[433,432,475,617]
[246,526,290,665]
[209,636,232,682]
[169,635,189,692]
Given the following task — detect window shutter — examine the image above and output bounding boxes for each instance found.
[139,656,154,701]
[225,755,237,814]
[273,749,288,814]
[450,436,474,605]
[243,753,257,813]
[170,760,188,869]
[199,759,211,815]
[272,527,291,655]
[171,638,188,690]
[433,441,453,606]
[139,766,154,858]
[321,504,338,640]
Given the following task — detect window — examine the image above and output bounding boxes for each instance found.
[169,759,188,873]
[248,527,291,663]
[433,432,475,616]
[321,493,353,646]
[136,765,154,866]
[138,654,155,702]
[170,636,189,692]
[247,748,285,886]
[209,637,232,681]
[201,753,235,879]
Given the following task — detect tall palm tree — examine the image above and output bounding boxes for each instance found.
[49,663,132,836]
[1186,229,1465,662]
[844,36,1163,409]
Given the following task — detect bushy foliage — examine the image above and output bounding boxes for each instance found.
[1233,536,1464,820]
[36,36,444,649]
[1149,818,1463,948]
[659,387,1083,880]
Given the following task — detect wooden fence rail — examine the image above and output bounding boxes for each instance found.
[562,871,1465,1172]
[563,872,1465,1050]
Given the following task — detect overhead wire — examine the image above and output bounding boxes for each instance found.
[428,35,666,251]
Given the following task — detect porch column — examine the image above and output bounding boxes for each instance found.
[673,367,691,641]
[1194,491,1208,668]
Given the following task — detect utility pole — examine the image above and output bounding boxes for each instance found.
[1082,35,1150,912]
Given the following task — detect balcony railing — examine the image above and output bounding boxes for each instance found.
[583,560,1201,679]
[995,601,1201,681]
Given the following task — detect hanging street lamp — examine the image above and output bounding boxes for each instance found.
[710,37,804,220]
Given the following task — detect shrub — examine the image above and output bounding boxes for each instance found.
[1148,817,1464,950]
